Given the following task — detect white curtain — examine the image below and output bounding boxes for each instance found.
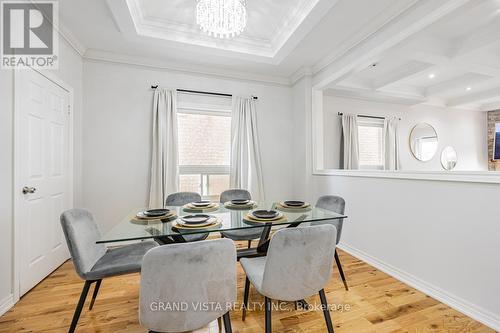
[342,114,359,170]
[230,97,265,201]
[148,88,179,208]
[383,116,400,170]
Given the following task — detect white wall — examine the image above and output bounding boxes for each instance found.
[0,65,14,313]
[306,174,500,328]
[291,75,314,200]
[323,96,488,171]
[292,81,500,330]
[82,60,295,233]
[0,37,83,313]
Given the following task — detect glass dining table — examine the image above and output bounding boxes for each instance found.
[98,202,347,260]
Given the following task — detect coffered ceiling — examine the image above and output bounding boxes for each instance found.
[58,0,423,82]
[324,0,500,110]
[58,0,493,90]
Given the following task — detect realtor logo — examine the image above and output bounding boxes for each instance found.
[1,0,58,69]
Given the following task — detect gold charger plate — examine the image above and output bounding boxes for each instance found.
[172,218,222,230]
[182,203,220,213]
[131,212,177,224]
[243,212,287,224]
[224,201,257,210]
[276,202,312,212]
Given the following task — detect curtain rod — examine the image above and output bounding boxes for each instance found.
[150,86,258,100]
[337,112,401,120]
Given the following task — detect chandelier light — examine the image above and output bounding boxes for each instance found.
[196,0,247,39]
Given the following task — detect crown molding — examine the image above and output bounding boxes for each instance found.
[270,0,336,60]
[31,2,87,57]
[480,101,500,112]
[83,49,291,86]
[136,20,274,58]
[290,66,313,85]
[272,0,339,64]
[106,0,331,62]
[57,21,87,56]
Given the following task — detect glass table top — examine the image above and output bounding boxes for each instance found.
[98,202,347,244]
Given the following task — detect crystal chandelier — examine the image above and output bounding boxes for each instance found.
[196,0,247,39]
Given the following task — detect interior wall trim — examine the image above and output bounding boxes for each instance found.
[57,22,87,56]
[338,243,500,331]
[83,49,291,87]
[313,169,500,184]
[0,294,14,316]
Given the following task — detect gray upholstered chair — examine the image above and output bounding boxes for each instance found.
[313,195,348,290]
[60,209,157,333]
[240,225,337,333]
[140,239,236,333]
[219,189,262,248]
[165,192,209,243]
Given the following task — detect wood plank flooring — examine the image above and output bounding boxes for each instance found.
[0,246,495,333]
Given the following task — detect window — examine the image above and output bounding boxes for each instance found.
[177,95,231,200]
[357,117,384,170]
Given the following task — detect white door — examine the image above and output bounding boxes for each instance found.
[16,68,71,296]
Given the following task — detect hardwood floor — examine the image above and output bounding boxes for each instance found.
[0,246,495,333]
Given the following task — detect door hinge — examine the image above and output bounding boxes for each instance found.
[67,105,71,115]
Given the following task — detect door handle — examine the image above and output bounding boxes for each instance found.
[22,186,36,194]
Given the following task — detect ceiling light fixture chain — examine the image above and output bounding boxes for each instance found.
[196,0,247,39]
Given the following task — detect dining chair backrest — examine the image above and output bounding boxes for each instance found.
[219,189,251,203]
[165,192,201,206]
[313,195,345,245]
[139,239,237,332]
[260,225,336,302]
[60,209,107,280]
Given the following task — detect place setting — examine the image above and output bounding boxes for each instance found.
[223,198,257,210]
[182,200,220,213]
[171,214,222,231]
[276,200,311,212]
[131,208,177,224]
[243,208,287,225]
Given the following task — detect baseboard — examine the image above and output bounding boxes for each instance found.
[0,294,14,317]
[338,242,500,331]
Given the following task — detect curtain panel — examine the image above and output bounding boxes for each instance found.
[230,97,265,201]
[148,88,179,208]
[341,114,360,170]
[383,116,401,170]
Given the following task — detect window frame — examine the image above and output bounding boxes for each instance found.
[177,102,232,198]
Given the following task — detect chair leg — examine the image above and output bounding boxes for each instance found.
[334,250,349,291]
[217,317,222,332]
[319,289,334,333]
[222,311,233,333]
[68,280,93,333]
[88,279,102,310]
[247,240,252,248]
[242,277,250,321]
[264,297,272,333]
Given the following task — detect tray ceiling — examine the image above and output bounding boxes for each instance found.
[109,0,334,59]
[58,0,474,83]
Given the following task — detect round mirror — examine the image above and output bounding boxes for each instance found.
[441,146,457,171]
[409,123,438,161]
